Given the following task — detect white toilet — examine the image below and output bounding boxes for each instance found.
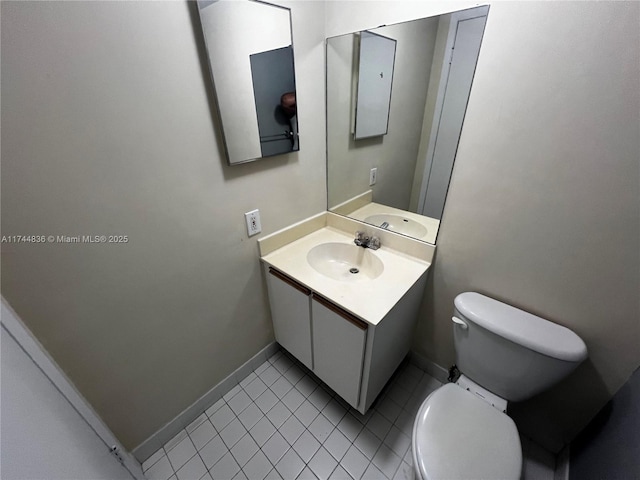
[411,292,588,480]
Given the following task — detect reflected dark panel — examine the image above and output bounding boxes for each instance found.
[250,46,298,157]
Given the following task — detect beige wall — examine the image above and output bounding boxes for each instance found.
[419,2,640,451]
[327,0,640,452]
[1,0,326,450]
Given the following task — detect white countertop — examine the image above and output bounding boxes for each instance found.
[261,225,431,326]
[347,202,440,244]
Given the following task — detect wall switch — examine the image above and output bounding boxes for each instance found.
[369,167,378,186]
[245,209,262,236]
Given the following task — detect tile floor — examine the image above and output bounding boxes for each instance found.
[141,350,555,480]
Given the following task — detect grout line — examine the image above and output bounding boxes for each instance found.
[158,352,422,480]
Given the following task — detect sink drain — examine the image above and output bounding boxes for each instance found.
[349,267,359,274]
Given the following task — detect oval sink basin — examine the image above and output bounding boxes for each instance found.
[307,242,384,282]
[364,214,428,238]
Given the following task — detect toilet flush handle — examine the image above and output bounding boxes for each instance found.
[451,316,468,329]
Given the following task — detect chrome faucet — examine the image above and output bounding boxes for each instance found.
[354,231,381,250]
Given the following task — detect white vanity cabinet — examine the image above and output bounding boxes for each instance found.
[265,265,427,413]
[266,268,313,370]
[311,295,367,407]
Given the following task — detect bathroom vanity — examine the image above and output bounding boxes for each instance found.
[254,1,489,415]
[259,212,434,413]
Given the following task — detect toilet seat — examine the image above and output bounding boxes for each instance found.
[412,383,522,480]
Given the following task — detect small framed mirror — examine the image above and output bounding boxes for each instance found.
[197,0,299,165]
[354,31,397,139]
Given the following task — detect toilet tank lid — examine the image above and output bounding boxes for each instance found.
[454,292,588,362]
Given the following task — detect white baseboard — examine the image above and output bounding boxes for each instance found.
[132,342,280,463]
[408,350,450,384]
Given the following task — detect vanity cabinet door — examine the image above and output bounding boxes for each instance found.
[267,268,313,370]
[311,295,368,407]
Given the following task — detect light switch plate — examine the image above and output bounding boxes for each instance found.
[245,209,262,236]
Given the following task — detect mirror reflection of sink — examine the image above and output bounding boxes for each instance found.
[307,242,384,282]
[364,214,428,238]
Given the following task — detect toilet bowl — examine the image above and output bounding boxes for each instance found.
[411,292,587,480]
[412,384,522,480]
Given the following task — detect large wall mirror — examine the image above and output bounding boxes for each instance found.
[327,6,489,243]
[197,0,299,165]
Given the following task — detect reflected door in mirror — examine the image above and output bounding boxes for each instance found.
[418,12,486,219]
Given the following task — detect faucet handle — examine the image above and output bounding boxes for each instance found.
[369,236,381,250]
[354,230,369,246]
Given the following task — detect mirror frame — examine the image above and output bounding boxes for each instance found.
[196,0,300,165]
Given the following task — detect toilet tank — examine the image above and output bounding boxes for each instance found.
[453,292,588,402]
